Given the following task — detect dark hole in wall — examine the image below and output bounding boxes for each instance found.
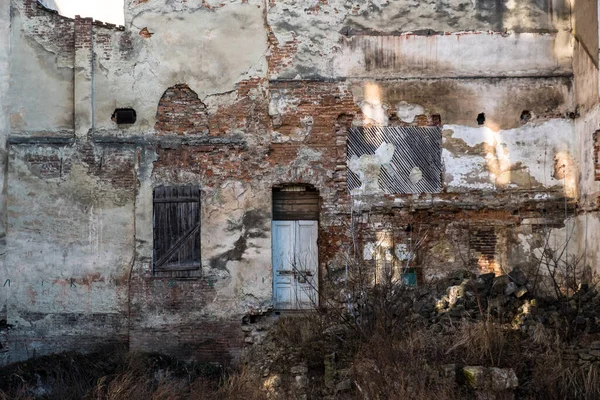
[477,113,486,125]
[520,110,532,124]
[112,108,137,124]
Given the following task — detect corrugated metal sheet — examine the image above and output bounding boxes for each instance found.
[347,126,442,194]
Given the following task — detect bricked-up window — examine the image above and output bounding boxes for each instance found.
[153,186,201,278]
[347,126,442,194]
[594,130,600,181]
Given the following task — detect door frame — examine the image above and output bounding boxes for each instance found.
[271,185,320,310]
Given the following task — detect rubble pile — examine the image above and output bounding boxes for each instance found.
[415,268,600,336]
[241,269,600,399]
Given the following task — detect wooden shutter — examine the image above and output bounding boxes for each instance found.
[272,190,320,221]
[153,186,201,275]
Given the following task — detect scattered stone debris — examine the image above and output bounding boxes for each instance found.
[241,269,600,399]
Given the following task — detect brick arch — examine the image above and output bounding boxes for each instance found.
[155,84,209,135]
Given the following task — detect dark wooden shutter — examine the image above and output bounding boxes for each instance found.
[272,190,320,220]
[153,186,201,276]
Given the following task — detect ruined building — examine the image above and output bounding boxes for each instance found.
[0,0,599,365]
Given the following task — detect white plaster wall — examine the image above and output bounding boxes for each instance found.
[0,0,8,136]
[93,1,268,133]
[530,213,600,284]
[5,148,135,314]
[8,10,74,133]
[572,104,600,277]
[343,0,570,34]
[0,0,10,232]
[576,105,600,204]
[335,33,573,79]
[573,40,600,111]
[349,78,574,130]
[201,181,272,314]
[267,0,571,79]
[443,120,577,192]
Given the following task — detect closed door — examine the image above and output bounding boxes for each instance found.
[272,220,318,309]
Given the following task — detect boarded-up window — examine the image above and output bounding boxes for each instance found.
[347,126,442,194]
[153,186,201,277]
[272,187,320,221]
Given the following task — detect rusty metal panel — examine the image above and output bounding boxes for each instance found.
[347,126,442,194]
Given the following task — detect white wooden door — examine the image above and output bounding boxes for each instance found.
[272,220,318,309]
[272,221,295,309]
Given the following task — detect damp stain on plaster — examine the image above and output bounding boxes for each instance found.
[210,209,269,271]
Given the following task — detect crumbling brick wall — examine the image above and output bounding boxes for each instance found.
[2,0,596,367]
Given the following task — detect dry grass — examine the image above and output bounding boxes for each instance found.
[3,282,600,399]
[0,351,266,400]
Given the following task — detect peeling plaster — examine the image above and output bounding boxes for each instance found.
[94,3,268,132]
[443,120,577,192]
[348,142,394,194]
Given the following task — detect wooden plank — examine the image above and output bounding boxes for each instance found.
[155,225,200,268]
[153,197,200,203]
[273,204,320,211]
[153,186,201,272]
[273,191,319,220]
[273,213,319,221]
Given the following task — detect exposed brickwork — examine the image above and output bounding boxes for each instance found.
[139,27,153,38]
[23,0,75,66]
[267,81,358,202]
[94,30,114,62]
[267,26,298,74]
[469,226,498,273]
[129,277,244,364]
[79,144,137,191]
[208,78,269,137]
[154,144,253,182]
[156,85,210,135]
[269,81,358,139]
[8,311,128,361]
[24,154,72,179]
[74,16,93,50]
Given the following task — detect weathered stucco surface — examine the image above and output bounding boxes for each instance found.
[267,0,571,79]
[0,0,10,354]
[0,0,599,365]
[93,2,268,133]
[9,3,74,134]
[349,78,574,129]
[336,33,573,79]
[443,120,577,192]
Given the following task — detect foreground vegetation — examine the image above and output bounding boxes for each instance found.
[2,269,600,399]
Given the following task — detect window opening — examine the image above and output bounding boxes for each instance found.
[153,186,201,278]
[347,126,442,194]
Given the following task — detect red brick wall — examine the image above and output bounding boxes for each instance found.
[155,85,209,135]
[129,276,244,364]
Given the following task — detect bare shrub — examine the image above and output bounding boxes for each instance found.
[353,328,460,400]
